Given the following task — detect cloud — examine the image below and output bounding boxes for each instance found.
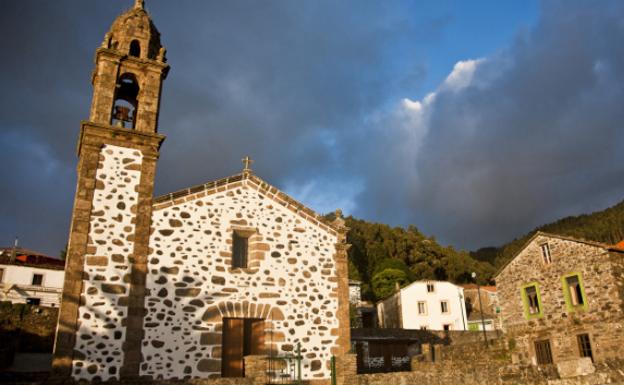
[1,0,623,255]
[354,0,624,248]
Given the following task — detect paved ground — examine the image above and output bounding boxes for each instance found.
[8,353,52,372]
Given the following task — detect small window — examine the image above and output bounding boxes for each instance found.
[129,40,141,57]
[417,301,427,315]
[534,339,553,365]
[0,268,4,283]
[32,274,43,286]
[419,325,428,330]
[443,324,452,331]
[232,232,249,268]
[426,283,435,293]
[577,334,593,361]
[563,274,586,311]
[540,243,552,264]
[26,298,41,306]
[522,284,542,318]
[440,300,449,314]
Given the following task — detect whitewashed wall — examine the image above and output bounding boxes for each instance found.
[400,281,468,330]
[72,144,143,381]
[140,178,340,380]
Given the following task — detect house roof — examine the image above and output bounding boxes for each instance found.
[611,240,624,252]
[0,247,65,270]
[152,171,345,236]
[494,231,623,279]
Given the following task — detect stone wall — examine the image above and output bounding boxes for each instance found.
[139,176,343,380]
[71,144,143,380]
[496,234,624,365]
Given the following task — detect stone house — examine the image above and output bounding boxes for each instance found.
[495,231,624,366]
[377,281,468,331]
[0,247,65,307]
[51,1,350,382]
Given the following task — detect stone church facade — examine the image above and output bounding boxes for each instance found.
[52,1,350,381]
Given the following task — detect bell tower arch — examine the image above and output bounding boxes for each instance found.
[52,1,169,380]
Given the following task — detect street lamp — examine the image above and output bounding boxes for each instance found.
[471,272,489,348]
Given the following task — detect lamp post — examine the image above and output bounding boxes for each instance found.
[471,272,489,348]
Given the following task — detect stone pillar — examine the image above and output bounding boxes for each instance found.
[245,355,268,385]
[331,210,351,358]
[421,344,432,362]
[51,141,102,377]
[335,353,357,385]
[432,344,443,362]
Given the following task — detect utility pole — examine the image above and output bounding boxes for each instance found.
[472,272,489,348]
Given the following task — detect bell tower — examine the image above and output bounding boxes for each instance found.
[52,1,169,380]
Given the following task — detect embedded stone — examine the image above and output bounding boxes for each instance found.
[101,283,126,294]
[197,359,221,372]
[211,276,225,285]
[160,266,179,274]
[169,219,183,227]
[175,288,201,297]
[200,332,221,345]
[86,256,108,266]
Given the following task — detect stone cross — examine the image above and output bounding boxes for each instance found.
[242,156,254,173]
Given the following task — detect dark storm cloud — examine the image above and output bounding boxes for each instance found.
[355,0,624,249]
[0,0,427,254]
[1,0,622,255]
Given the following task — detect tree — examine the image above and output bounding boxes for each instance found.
[371,268,408,300]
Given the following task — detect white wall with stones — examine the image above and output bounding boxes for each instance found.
[72,145,143,380]
[140,178,340,380]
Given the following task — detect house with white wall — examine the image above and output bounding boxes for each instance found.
[0,247,65,307]
[377,281,468,331]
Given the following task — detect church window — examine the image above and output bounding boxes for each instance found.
[129,40,141,57]
[111,73,139,129]
[232,232,249,268]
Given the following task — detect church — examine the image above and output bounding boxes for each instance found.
[52,1,350,381]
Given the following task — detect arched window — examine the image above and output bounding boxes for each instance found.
[129,40,141,57]
[111,73,139,129]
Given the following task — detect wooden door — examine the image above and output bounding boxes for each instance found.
[222,318,265,377]
[222,318,245,377]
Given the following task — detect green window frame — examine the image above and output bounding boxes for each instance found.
[521,282,544,319]
[562,272,588,312]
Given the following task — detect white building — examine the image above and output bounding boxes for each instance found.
[377,281,468,331]
[0,247,65,307]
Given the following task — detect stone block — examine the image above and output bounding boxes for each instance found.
[556,357,595,378]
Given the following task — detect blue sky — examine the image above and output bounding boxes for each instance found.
[1,0,623,255]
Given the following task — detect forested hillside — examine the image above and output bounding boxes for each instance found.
[337,198,624,302]
[471,199,624,268]
[339,216,495,301]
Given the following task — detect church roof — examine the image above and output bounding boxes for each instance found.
[153,172,346,236]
